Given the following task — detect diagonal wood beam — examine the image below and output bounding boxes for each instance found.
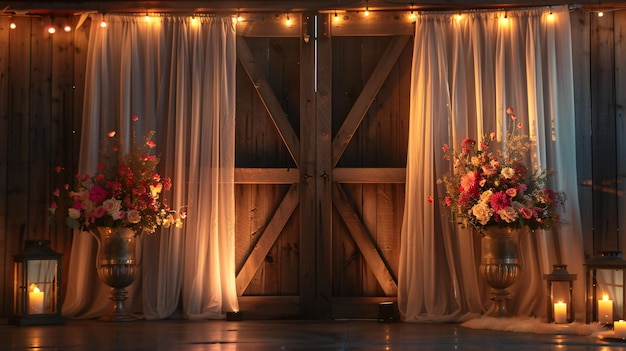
[332,183,398,296]
[237,37,301,168]
[331,35,410,167]
[236,184,300,295]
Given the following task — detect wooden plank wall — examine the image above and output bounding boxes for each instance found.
[0,9,625,316]
[570,9,626,259]
[0,15,89,316]
[234,35,301,296]
[330,35,411,297]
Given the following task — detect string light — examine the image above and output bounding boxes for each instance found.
[501,11,509,24]
[409,3,416,22]
[455,14,462,21]
[9,16,16,29]
[144,13,151,22]
[190,16,198,26]
[598,11,604,17]
[364,0,370,16]
[285,13,292,26]
[47,17,56,34]
[237,9,243,22]
[334,10,339,22]
[547,8,554,21]
[64,24,72,32]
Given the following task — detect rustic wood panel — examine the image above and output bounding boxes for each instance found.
[28,17,53,242]
[4,15,32,316]
[235,36,299,169]
[236,37,300,167]
[0,16,10,316]
[236,184,299,295]
[299,12,317,318]
[590,11,618,253]
[616,10,626,254]
[315,13,333,319]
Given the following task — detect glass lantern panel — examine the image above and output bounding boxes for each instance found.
[596,269,623,320]
[551,281,571,304]
[551,281,572,321]
[27,259,58,314]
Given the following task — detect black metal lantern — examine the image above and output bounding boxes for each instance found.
[9,240,64,326]
[544,264,576,323]
[585,251,626,324]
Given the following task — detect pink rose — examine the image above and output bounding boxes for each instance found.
[519,207,533,219]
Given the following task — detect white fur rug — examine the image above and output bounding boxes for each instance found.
[461,316,606,336]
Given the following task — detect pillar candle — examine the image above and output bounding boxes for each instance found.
[598,295,613,324]
[554,301,567,324]
[29,286,44,314]
[615,320,626,338]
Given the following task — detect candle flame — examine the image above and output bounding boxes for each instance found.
[33,286,41,293]
[603,294,610,301]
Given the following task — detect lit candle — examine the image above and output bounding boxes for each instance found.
[29,285,44,314]
[598,294,613,324]
[554,301,567,324]
[615,320,626,338]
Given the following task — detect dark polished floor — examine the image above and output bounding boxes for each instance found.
[1,318,625,351]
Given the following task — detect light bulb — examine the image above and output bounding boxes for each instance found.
[10,22,16,29]
[48,26,56,34]
[64,25,72,32]
[598,11,604,17]
[285,14,291,26]
[100,20,107,28]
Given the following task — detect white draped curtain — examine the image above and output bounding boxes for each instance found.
[62,14,239,320]
[399,6,585,322]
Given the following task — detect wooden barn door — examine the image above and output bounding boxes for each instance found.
[234,12,412,319]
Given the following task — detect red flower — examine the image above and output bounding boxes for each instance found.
[489,191,510,212]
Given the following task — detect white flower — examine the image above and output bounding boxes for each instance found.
[501,167,515,179]
[68,208,81,219]
[103,198,123,220]
[498,206,519,223]
[472,203,492,225]
[126,209,141,224]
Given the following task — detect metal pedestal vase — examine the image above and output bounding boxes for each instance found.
[479,226,522,317]
[91,226,139,322]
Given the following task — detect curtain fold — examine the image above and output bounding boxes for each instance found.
[62,15,238,320]
[399,6,584,322]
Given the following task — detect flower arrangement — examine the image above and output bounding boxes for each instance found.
[433,107,565,232]
[49,116,185,234]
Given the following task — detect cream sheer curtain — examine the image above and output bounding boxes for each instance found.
[62,15,239,320]
[399,6,585,322]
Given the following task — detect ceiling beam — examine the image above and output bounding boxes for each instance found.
[0,1,614,16]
